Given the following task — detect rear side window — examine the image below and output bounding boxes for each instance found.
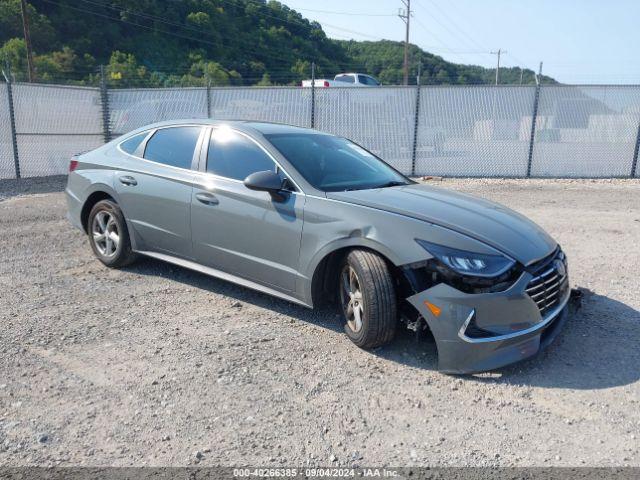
[207,129,276,181]
[143,126,201,169]
[120,132,147,155]
[335,74,355,84]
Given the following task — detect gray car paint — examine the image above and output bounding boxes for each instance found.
[66,119,569,373]
[327,186,556,265]
[191,173,305,292]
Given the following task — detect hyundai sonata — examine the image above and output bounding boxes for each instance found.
[66,120,570,373]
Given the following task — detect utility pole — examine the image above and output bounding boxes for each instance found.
[519,69,524,85]
[20,0,36,82]
[398,0,412,86]
[490,48,505,85]
[536,61,543,84]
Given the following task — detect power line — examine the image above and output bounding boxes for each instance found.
[419,0,488,53]
[412,16,486,55]
[39,0,330,71]
[413,0,486,54]
[505,51,530,70]
[74,0,384,68]
[413,0,532,71]
[292,7,395,17]
[216,0,385,41]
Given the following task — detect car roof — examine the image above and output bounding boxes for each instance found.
[129,119,329,136]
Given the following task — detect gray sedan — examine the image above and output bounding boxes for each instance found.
[66,120,570,373]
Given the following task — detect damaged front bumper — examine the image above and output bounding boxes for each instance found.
[406,270,571,374]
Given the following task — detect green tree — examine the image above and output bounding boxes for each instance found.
[0,38,27,80]
[0,0,557,86]
[256,72,272,86]
[0,0,55,51]
[186,11,211,27]
[106,51,148,87]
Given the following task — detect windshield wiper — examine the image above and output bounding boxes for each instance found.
[342,180,408,192]
[374,181,409,189]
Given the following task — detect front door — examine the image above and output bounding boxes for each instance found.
[191,128,304,292]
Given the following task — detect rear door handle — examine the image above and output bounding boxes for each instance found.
[195,192,219,206]
[119,175,137,186]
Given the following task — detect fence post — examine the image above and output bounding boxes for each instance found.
[310,62,316,129]
[99,65,111,143]
[2,62,20,179]
[526,62,543,178]
[631,118,640,178]
[411,83,421,176]
[206,75,212,118]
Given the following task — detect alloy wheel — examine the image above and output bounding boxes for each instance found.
[340,265,365,333]
[92,211,120,257]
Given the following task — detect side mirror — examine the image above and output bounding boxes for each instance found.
[244,170,288,202]
[244,170,282,192]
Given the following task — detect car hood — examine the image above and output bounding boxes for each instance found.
[327,184,556,265]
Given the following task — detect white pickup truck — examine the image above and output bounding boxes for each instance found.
[301,73,381,87]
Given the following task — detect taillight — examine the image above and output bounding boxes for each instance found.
[323,80,330,87]
[69,158,79,172]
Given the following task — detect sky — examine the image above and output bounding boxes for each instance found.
[281,0,639,84]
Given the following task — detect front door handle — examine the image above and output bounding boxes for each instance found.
[195,192,219,206]
[119,175,137,186]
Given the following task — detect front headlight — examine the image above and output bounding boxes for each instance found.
[416,239,515,278]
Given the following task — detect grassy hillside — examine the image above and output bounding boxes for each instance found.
[0,0,555,86]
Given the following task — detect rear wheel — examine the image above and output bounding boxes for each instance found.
[339,250,397,349]
[88,199,137,268]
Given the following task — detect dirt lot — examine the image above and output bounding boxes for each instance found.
[0,176,639,467]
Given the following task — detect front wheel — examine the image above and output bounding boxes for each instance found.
[87,199,137,268]
[339,250,397,349]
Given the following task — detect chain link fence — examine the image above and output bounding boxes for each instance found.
[1,81,639,179]
[531,85,640,177]
[315,87,416,174]
[109,87,208,137]
[416,86,537,177]
[210,87,311,128]
[12,84,104,178]
[0,83,14,179]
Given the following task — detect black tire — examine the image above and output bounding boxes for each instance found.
[339,249,397,349]
[87,199,137,268]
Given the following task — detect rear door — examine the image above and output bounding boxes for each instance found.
[114,125,205,259]
[191,127,305,292]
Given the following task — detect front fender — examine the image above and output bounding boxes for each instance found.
[297,195,502,305]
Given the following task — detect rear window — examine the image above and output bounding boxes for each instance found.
[143,126,201,169]
[119,132,147,155]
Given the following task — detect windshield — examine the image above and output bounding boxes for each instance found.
[265,133,410,192]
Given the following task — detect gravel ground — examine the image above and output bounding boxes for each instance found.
[0,176,639,468]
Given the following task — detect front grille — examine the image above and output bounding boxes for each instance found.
[525,250,569,318]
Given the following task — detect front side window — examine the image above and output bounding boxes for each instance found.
[207,128,276,181]
[143,126,201,169]
[120,132,148,155]
[265,133,408,192]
